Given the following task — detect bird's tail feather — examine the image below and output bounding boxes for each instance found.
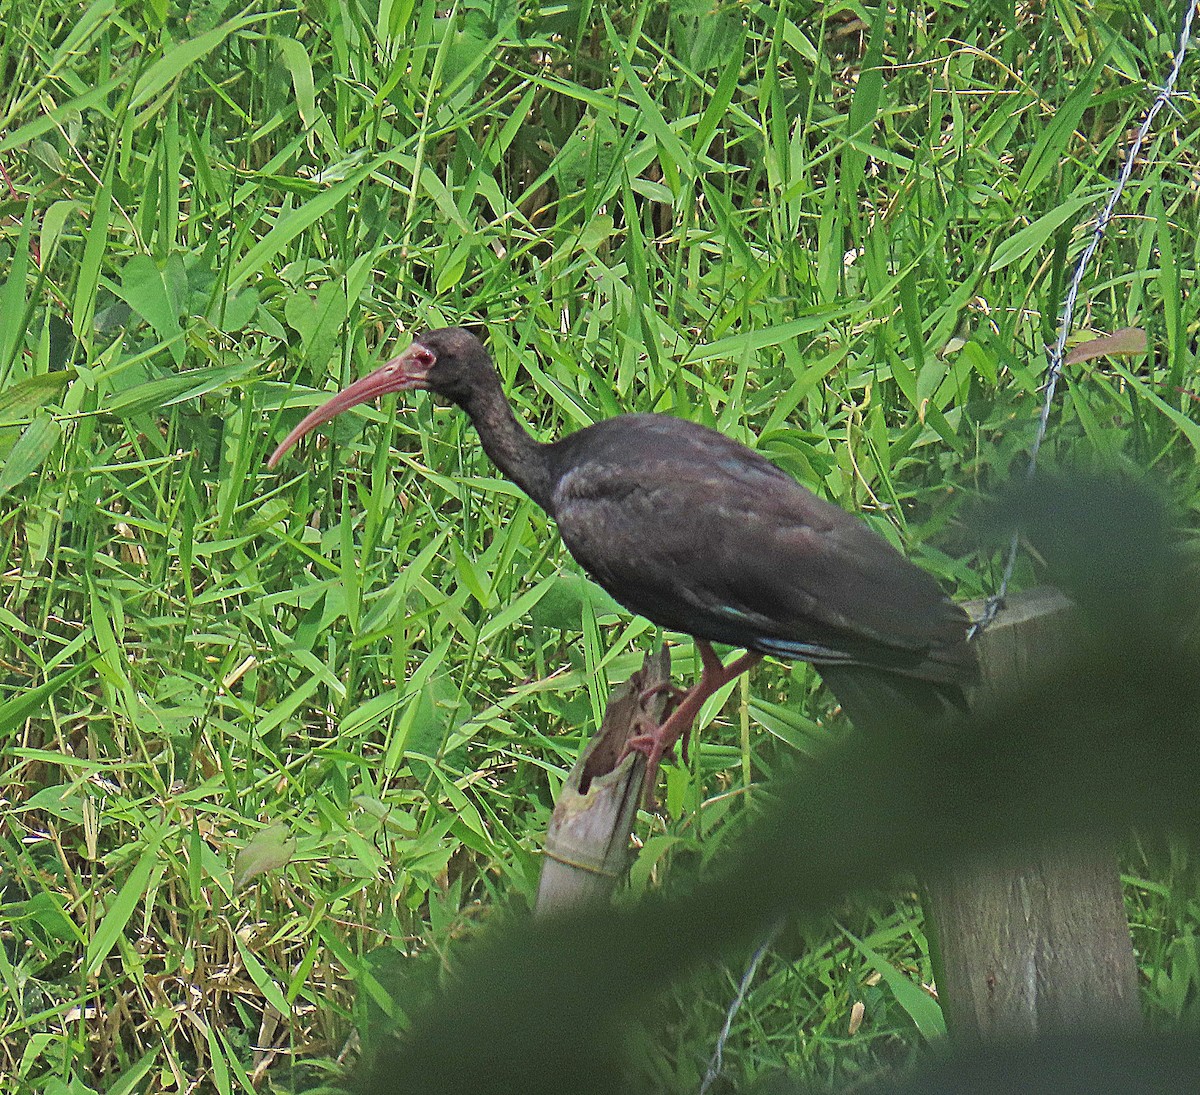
[758,633,979,689]
[817,664,968,736]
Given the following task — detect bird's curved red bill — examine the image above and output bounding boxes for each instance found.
[267,342,433,468]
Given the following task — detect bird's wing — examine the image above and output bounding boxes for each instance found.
[725,486,965,648]
[551,440,963,665]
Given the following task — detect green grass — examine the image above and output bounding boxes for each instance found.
[2,0,1199,1089]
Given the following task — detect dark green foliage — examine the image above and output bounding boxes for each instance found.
[1,0,1198,1089]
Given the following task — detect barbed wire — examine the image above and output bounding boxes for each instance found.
[699,919,784,1095]
[971,0,1200,636]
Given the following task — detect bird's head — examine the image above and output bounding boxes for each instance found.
[267,326,492,467]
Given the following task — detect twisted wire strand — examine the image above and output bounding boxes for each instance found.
[971,0,1199,637]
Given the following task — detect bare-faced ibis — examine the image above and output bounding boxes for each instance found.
[269,327,977,800]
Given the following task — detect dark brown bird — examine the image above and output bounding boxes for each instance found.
[269,327,977,798]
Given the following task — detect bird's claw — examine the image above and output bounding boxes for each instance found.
[621,727,671,810]
[638,680,687,710]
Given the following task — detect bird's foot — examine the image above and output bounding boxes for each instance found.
[622,695,708,808]
[622,724,674,810]
[619,643,766,810]
[635,679,690,765]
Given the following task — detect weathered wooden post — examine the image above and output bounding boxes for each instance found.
[921,587,1141,1039]
[535,648,671,916]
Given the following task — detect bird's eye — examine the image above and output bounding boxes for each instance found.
[415,349,435,368]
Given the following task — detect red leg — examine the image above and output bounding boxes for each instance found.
[621,642,763,807]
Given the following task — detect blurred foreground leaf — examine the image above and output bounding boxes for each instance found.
[355,475,1199,1094]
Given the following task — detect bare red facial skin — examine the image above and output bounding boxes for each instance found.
[267,343,435,467]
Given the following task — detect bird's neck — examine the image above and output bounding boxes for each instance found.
[460,387,554,511]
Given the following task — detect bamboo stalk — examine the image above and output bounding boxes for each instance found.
[535,648,672,916]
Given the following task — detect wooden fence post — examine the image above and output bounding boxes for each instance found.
[921,587,1142,1039]
[535,648,671,916]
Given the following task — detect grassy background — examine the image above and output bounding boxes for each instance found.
[2,0,1199,1090]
